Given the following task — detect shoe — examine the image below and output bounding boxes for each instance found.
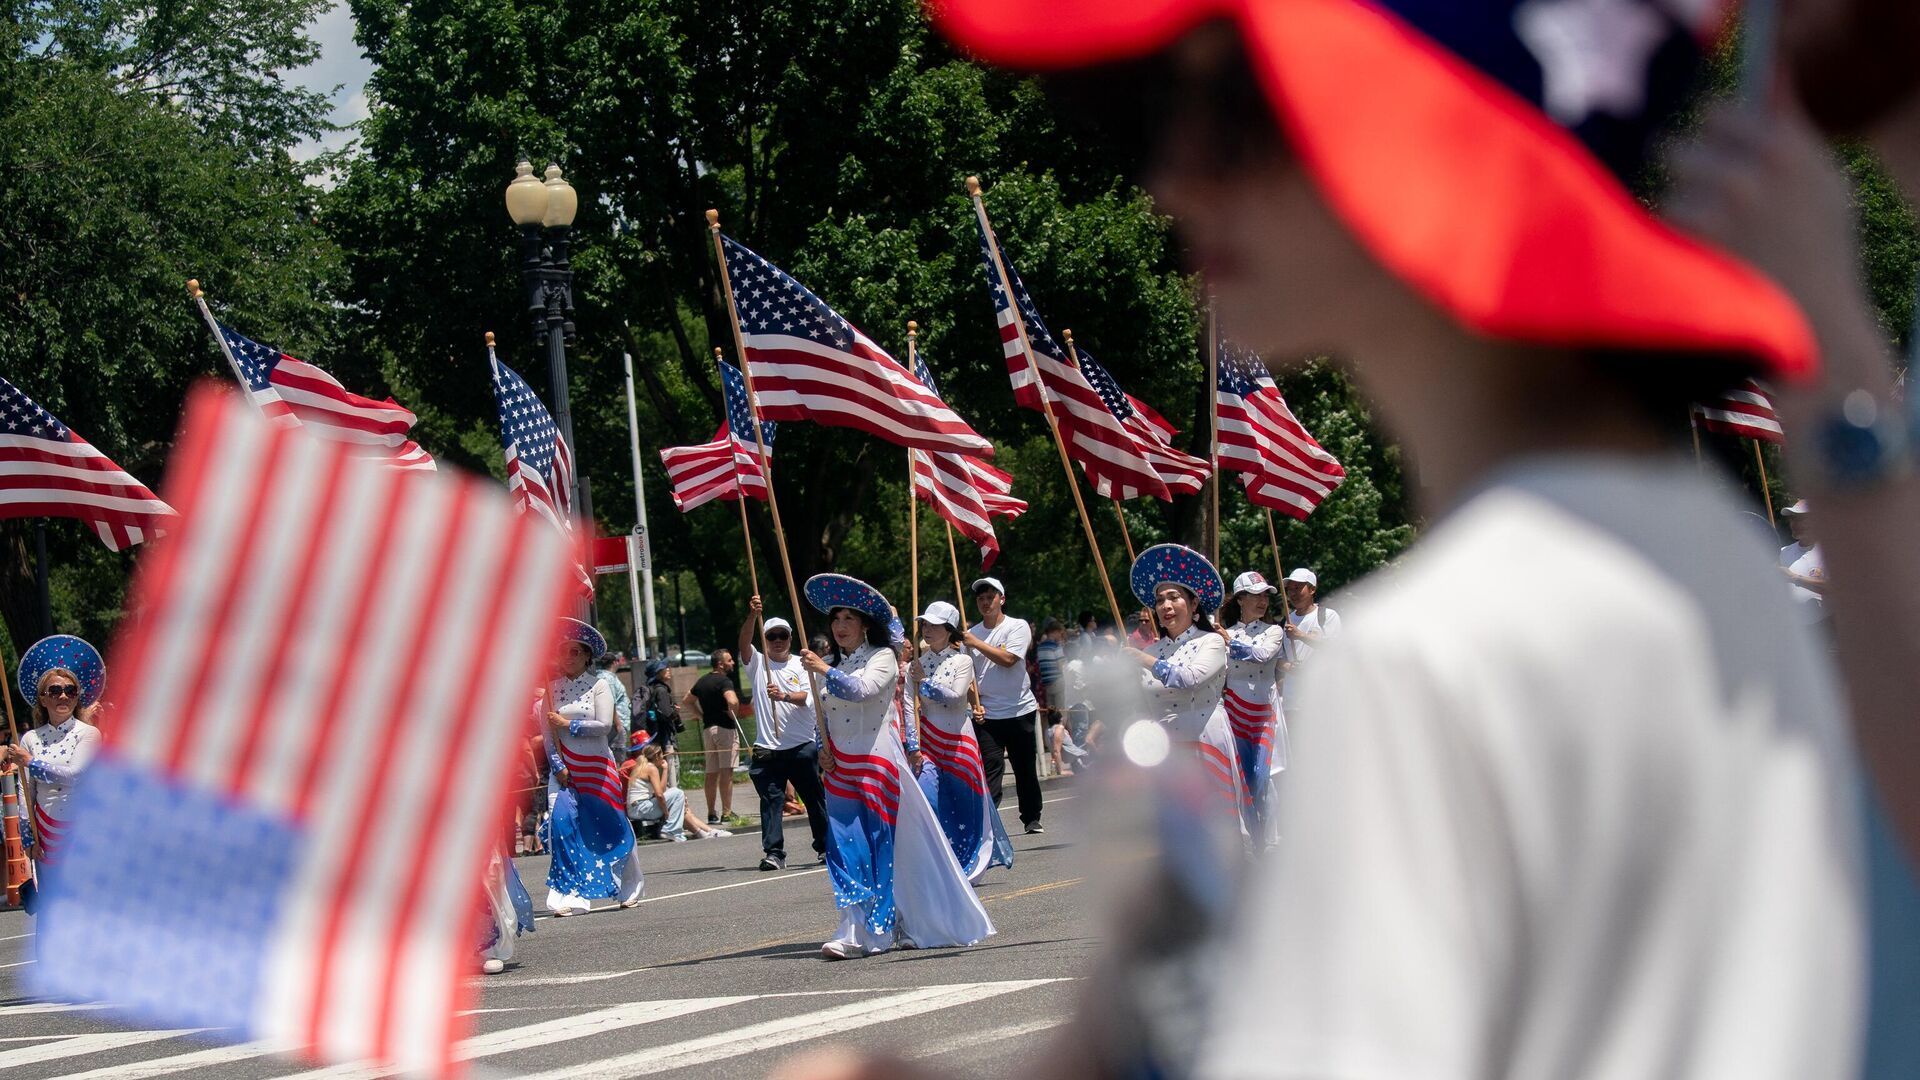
[482,958,505,974]
[551,908,575,918]
[620,897,644,909]
[708,829,733,838]
[820,940,860,960]
[759,853,785,871]
[1025,822,1045,835]
[670,834,688,842]
[707,813,720,824]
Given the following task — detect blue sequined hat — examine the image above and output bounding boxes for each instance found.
[17,634,105,708]
[557,617,607,660]
[804,573,893,630]
[1130,543,1224,612]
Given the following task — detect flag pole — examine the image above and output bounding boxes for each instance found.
[1752,440,1778,527]
[714,348,775,673]
[944,521,988,719]
[187,279,250,387]
[1265,508,1285,586]
[621,326,660,658]
[969,177,1127,631]
[1207,298,1221,567]
[906,321,927,750]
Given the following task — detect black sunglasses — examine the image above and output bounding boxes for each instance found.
[42,684,79,699]
[765,631,792,640]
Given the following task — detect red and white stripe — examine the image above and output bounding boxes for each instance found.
[555,742,625,811]
[1222,688,1275,752]
[823,748,902,825]
[912,449,1026,569]
[99,385,574,1076]
[919,721,988,795]
[1695,379,1784,444]
[1195,739,1240,815]
[1124,395,1211,497]
[659,423,769,512]
[1216,368,1346,521]
[0,425,176,552]
[744,325,993,459]
[29,801,67,863]
[995,309,1172,501]
[264,357,437,471]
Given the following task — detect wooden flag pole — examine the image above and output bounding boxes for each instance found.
[716,350,775,673]
[1752,440,1778,527]
[1207,299,1221,567]
[906,322,928,747]
[1110,498,1138,563]
[1265,508,1285,587]
[944,521,988,718]
[968,177,1126,631]
[708,210,811,653]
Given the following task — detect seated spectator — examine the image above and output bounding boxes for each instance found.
[623,743,731,842]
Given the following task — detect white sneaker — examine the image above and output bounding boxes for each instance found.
[706,829,733,838]
[482,958,504,974]
[670,834,689,842]
[820,940,861,961]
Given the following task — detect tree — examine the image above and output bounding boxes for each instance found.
[0,0,341,654]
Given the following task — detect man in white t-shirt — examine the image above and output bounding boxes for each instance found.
[1281,567,1339,667]
[962,576,1044,834]
[1779,499,1827,622]
[737,596,826,872]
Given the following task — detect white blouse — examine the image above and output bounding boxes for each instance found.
[1141,625,1228,742]
[915,646,977,737]
[23,716,101,821]
[820,644,900,756]
[1224,620,1287,705]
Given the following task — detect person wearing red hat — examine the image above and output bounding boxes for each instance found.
[777,3,1869,1078]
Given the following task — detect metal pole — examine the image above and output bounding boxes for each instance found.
[622,345,659,657]
[34,522,52,636]
[674,573,687,662]
[579,477,599,626]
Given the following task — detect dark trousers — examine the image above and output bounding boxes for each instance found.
[976,711,1042,826]
[748,741,827,859]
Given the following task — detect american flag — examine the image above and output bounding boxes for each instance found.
[0,375,176,550]
[29,384,575,1078]
[908,351,1026,568]
[1215,347,1346,519]
[214,323,436,471]
[489,347,591,595]
[971,214,1172,501]
[720,236,993,458]
[1694,379,1784,444]
[1075,347,1211,497]
[659,360,775,512]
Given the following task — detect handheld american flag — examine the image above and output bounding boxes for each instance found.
[718,235,994,458]
[1214,347,1346,519]
[205,318,436,472]
[660,360,776,512]
[0,374,176,550]
[971,215,1172,501]
[1074,345,1211,498]
[28,385,575,1077]
[1694,379,1784,444]
[908,350,1026,568]
[490,345,592,595]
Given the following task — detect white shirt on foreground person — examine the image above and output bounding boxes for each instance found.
[1197,456,1864,1080]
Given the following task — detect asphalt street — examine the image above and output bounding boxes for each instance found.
[0,776,1094,1079]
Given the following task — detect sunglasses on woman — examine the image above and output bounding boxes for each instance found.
[42,684,79,699]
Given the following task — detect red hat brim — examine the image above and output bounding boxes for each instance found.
[932,0,1818,381]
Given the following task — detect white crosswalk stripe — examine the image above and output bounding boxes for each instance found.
[0,1028,214,1070]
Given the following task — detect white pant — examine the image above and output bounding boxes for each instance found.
[628,786,688,839]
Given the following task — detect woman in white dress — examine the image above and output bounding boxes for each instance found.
[1122,545,1241,818]
[2,635,106,908]
[1218,570,1288,834]
[910,601,1014,880]
[541,618,644,915]
[800,574,994,960]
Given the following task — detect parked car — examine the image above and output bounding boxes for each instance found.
[668,649,711,669]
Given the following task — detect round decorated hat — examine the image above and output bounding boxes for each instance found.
[557,617,607,660]
[804,573,894,629]
[1131,543,1224,611]
[17,634,106,709]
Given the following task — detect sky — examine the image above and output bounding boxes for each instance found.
[290,1,374,161]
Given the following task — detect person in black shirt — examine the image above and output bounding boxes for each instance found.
[679,649,739,824]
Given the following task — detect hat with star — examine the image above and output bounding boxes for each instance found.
[804,574,895,630]
[17,634,106,709]
[932,0,1817,381]
[1132,543,1225,611]
[557,618,607,660]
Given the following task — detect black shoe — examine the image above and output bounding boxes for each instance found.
[759,853,785,871]
[708,813,720,824]
[1024,822,1045,835]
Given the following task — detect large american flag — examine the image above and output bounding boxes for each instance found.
[1075,347,1211,497]
[659,360,775,512]
[0,375,176,549]
[489,347,590,595]
[1215,348,1346,519]
[214,323,435,471]
[29,384,575,1078]
[908,350,1026,568]
[1694,379,1784,444]
[971,214,1172,501]
[720,236,993,458]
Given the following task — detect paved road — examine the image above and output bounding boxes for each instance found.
[0,778,1092,1079]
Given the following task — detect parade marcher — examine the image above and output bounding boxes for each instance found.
[624,743,731,841]
[1279,567,1337,668]
[738,595,829,871]
[1123,545,1240,817]
[542,618,644,916]
[680,649,741,824]
[911,601,1014,880]
[801,574,994,960]
[477,848,535,975]
[2,635,106,905]
[961,577,1045,834]
[1218,571,1287,833]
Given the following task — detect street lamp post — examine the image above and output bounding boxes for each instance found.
[505,160,582,512]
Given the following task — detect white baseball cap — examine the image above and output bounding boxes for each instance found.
[1285,567,1318,587]
[971,576,1005,597]
[1230,570,1279,596]
[763,616,793,636]
[918,600,963,631]
[1781,499,1811,516]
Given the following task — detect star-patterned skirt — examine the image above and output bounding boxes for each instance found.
[544,788,634,902]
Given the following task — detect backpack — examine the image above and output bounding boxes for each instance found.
[646,682,683,741]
